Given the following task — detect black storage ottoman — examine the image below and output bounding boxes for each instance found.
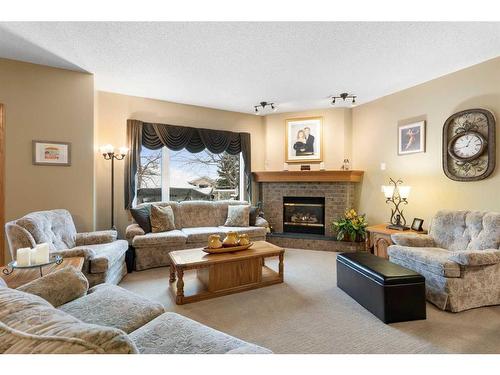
[337,252,426,323]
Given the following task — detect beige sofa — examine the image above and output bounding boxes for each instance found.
[126,200,269,270]
[0,267,271,354]
[388,210,500,312]
[5,209,128,287]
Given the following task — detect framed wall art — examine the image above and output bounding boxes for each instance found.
[398,120,426,155]
[285,116,323,163]
[32,140,71,166]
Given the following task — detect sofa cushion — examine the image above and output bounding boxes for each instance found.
[218,226,267,238]
[224,205,250,227]
[466,212,500,251]
[132,230,187,247]
[129,312,271,354]
[181,227,224,243]
[449,249,500,266]
[130,205,152,233]
[179,201,219,228]
[0,288,137,354]
[151,205,176,233]
[387,246,461,278]
[77,239,128,274]
[59,284,165,334]
[16,209,77,251]
[17,267,89,308]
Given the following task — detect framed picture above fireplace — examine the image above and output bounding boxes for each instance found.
[285,116,323,163]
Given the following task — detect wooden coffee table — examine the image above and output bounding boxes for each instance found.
[168,241,284,305]
[0,257,84,289]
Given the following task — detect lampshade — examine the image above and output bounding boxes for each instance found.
[118,146,129,156]
[398,186,411,199]
[381,185,395,198]
[100,144,114,154]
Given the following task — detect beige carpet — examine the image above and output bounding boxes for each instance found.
[119,248,500,354]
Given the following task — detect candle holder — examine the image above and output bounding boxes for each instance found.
[382,178,411,231]
[2,255,63,277]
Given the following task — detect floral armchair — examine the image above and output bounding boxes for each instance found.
[5,209,129,287]
[388,210,500,312]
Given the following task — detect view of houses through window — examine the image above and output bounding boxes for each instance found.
[137,147,242,204]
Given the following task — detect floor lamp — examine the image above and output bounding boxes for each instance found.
[100,144,129,230]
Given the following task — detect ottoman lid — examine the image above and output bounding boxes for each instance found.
[337,252,424,285]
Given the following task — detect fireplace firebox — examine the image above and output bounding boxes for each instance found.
[283,196,325,235]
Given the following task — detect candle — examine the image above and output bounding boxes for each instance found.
[16,248,31,267]
[33,243,50,265]
[29,248,38,265]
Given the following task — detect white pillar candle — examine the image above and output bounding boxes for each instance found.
[34,243,50,264]
[16,248,31,267]
[29,248,38,265]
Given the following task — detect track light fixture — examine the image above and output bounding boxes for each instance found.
[330,93,357,107]
[254,101,277,115]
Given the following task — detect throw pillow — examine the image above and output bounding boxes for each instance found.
[150,205,176,233]
[249,206,260,226]
[224,205,250,227]
[130,205,152,233]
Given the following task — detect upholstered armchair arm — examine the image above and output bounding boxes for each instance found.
[75,230,117,246]
[449,249,500,266]
[5,223,37,260]
[391,233,435,247]
[126,224,145,243]
[254,216,269,228]
[17,267,89,307]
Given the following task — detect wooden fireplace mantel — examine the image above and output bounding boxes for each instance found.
[252,170,364,183]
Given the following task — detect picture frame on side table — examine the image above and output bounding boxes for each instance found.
[285,116,323,163]
[411,218,424,232]
[398,119,426,155]
[32,140,71,166]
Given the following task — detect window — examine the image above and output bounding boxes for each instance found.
[137,147,243,204]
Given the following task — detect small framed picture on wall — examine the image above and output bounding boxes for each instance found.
[398,119,426,155]
[32,140,71,166]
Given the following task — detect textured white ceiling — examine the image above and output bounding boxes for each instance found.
[1,22,500,114]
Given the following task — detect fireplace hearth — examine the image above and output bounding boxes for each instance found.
[283,196,325,235]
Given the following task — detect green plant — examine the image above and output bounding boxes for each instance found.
[332,209,368,242]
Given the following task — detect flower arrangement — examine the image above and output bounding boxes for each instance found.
[332,209,368,242]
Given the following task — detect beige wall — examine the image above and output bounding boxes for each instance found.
[352,57,500,228]
[262,108,352,171]
[0,58,94,262]
[95,91,265,235]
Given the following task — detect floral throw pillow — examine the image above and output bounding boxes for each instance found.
[150,205,176,233]
[224,205,250,227]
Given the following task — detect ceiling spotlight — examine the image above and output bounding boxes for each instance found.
[330,93,357,106]
[254,101,277,115]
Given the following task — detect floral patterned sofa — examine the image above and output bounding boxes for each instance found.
[5,209,128,287]
[388,210,500,312]
[126,200,268,270]
[0,267,270,354]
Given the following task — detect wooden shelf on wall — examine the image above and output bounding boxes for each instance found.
[252,170,364,183]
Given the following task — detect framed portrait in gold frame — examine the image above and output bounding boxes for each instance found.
[285,116,323,163]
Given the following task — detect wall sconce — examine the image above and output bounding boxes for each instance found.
[100,144,129,230]
[382,178,411,230]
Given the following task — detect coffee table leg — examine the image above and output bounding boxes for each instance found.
[169,264,176,282]
[176,268,184,304]
[278,252,284,281]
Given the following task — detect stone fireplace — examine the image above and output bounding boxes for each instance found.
[253,170,364,252]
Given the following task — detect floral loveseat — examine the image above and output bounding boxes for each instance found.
[5,209,128,287]
[388,210,500,312]
[126,200,269,270]
[0,267,271,354]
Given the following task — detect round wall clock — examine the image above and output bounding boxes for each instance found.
[442,108,496,181]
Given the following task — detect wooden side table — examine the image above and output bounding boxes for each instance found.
[366,224,427,259]
[0,257,84,289]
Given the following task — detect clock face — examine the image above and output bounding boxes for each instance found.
[450,132,484,160]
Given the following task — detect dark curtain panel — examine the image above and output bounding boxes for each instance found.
[125,120,252,208]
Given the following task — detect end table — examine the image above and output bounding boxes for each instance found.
[366,224,427,259]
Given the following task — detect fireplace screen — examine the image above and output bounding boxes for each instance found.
[283,196,325,235]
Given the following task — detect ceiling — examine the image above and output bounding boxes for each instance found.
[1,22,500,114]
